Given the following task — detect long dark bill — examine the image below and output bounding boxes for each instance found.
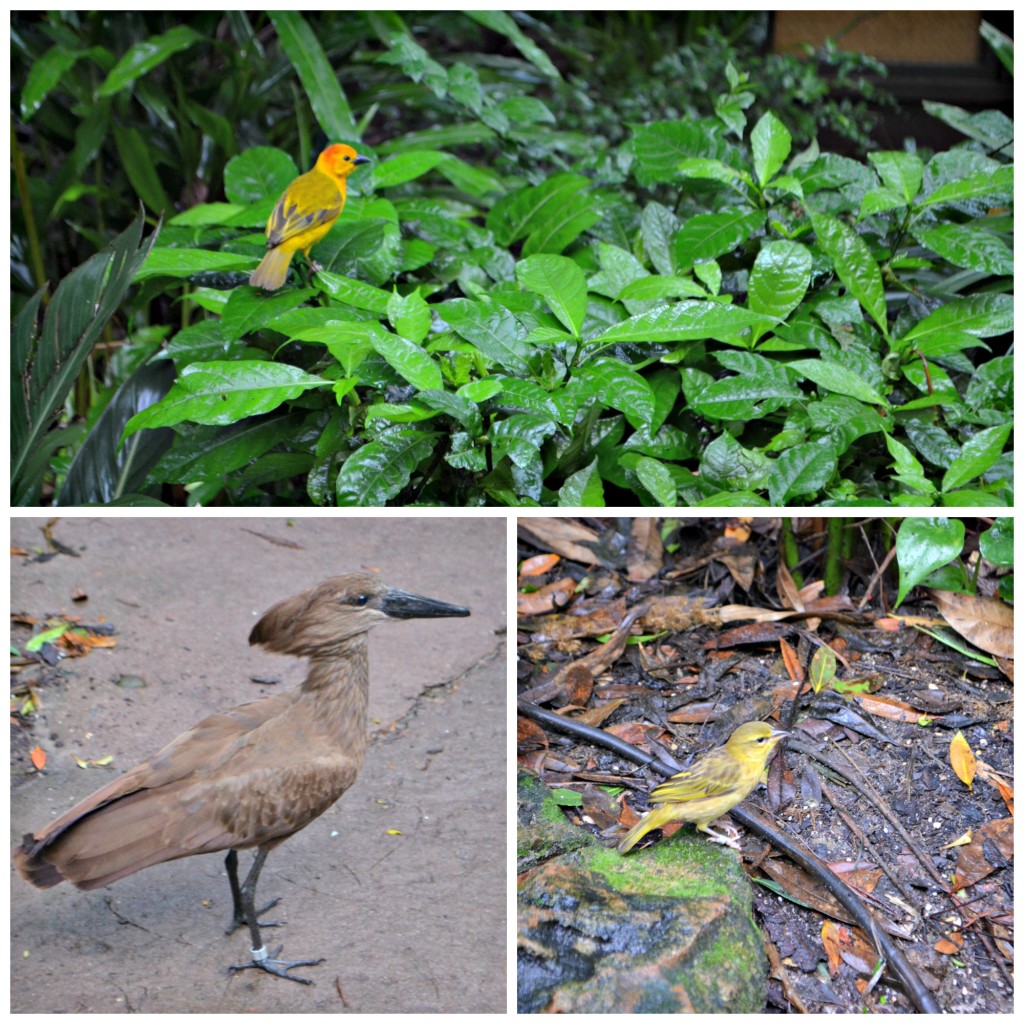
[380,588,471,619]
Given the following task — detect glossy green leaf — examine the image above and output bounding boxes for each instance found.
[942,423,1013,492]
[516,255,587,337]
[123,361,329,433]
[894,517,965,608]
[336,429,437,506]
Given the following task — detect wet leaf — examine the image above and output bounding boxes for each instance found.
[29,745,46,770]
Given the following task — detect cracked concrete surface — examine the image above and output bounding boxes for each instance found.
[10,516,506,1013]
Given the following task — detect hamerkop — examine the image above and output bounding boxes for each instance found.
[13,573,470,984]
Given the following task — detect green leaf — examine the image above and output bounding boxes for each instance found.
[316,273,392,314]
[641,201,681,275]
[632,119,730,185]
[97,25,203,97]
[463,10,560,78]
[112,123,172,215]
[676,158,746,187]
[269,11,357,140]
[885,435,938,496]
[224,147,298,204]
[336,429,437,506]
[369,331,443,391]
[895,517,965,608]
[58,361,176,506]
[674,208,765,271]
[979,517,1012,567]
[387,288,432,345]
[589,301,776,349]
[748,240,813,322]
[438,300,533,375]
[942,423,1013,492]
[751,111,791,188]
[374,150,448,188]
[768,443,837,504]
[919,165,1013,208]
[868,151,923,203]
[810,212,888,340]
[914,223,1013,277]
[558,459,605,507]
[21,44,84,119]
[576,360,655,429]
[786,358,889,407]
[486,173,591,246]
[138,247,254,280]
[123,361,329,433]
[153,415,299,486]
[631,456,676,506]
[516,255,587,337]
[900,294,1013,355]
[12,212,158,505]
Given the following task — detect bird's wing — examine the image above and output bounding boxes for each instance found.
[265,171,343,247]
[647,749,744,803]
[24,693,296,847]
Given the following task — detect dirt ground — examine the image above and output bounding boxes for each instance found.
[10,516,507,1013]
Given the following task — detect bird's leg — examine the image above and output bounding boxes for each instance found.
[224,849,281,934]
[227,847,325,985]
[699,820,743,850]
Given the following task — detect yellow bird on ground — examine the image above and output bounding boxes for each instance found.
[250,143,370,291]
[617,721,788,853]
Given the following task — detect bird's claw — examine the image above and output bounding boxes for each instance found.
[226,898,281,935]
[229,944,325,985]
[704,822,743,850]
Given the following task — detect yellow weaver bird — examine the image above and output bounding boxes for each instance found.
[617,721,787,853]
[250,143,370,291]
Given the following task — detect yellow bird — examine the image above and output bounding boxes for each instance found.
[618,721,788,853]
[250,143,370,291]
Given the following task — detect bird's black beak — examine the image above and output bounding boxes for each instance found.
[354,154,371,166]
[380,588,470,619]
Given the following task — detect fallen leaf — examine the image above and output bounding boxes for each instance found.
[930,589,1013,659]
[30,745,46,770]
[519,554,560,579]
[950,730,976,791]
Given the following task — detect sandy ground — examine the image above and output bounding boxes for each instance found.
[10,516,507,1013]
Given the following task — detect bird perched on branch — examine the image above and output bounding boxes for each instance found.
[250,143,370,290]
[14,574,469,984]
[617,721,787,854]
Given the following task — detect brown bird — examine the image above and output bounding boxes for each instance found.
[13,574,470,984]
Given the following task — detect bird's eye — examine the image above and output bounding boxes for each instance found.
[354,594,370,606]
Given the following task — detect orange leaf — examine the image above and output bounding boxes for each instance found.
[30,745,46,771]
[821,920,844,976]
[950,730,976,791]
[779,638,803,682]
[519,553,560,579]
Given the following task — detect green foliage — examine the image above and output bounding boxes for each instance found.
[12,12,1013,505]
[894,515,1013,608]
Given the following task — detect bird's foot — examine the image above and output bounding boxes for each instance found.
[229,944,325,985]
[225,898,281,935]
[308,259,324,273]
[702,822,743,850]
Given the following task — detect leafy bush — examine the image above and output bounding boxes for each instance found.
[12,12,1013,506]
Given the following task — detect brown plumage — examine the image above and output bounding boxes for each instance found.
[13,574,470,983]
